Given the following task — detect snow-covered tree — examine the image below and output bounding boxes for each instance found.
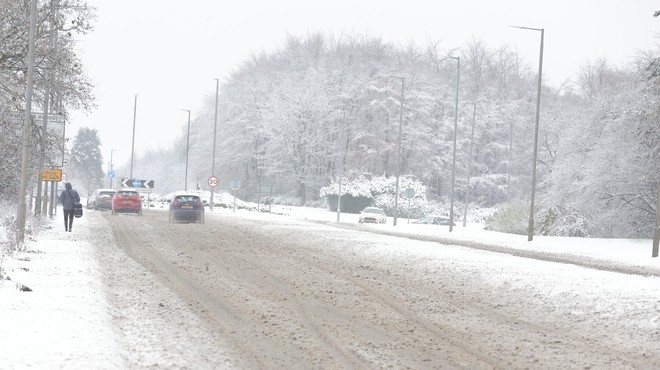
[539,56,659,237]
[69,127,103,195]
[0,0,95,200]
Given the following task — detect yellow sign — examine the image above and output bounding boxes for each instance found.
[42,169,62,182]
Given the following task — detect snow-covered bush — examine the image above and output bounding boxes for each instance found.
[0,200,17,258]
[466,205,498,224]
[0,199,46,257]
[319,176,373,198]
[540,206,591,237]
[320,175,428,217]
[468,174,508,207]
[484,201,528,235]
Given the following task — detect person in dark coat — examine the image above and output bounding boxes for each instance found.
[59,182,80,232]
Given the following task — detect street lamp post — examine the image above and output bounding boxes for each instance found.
[336,111,351,223]
[511,25,544,241]
[388,75,405,226]
[34,3,57,217]
[210,79,219,211]
[180,109,191,191]
[49,112,66,219]
[463,102,477,227]
[108,149,118,188]
[447,56,460,232]
[129,94,138,179]
[653,181,659,257]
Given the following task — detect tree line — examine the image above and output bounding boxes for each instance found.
[135,33,657,238]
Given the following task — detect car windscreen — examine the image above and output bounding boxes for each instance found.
[175,196,199,202]
[100,192,116,196]
[364,208,382,213]
[117,191,138,197]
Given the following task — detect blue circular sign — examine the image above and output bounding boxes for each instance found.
[133,179,142,188]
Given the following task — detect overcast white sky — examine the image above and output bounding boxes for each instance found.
[68,0,659,171]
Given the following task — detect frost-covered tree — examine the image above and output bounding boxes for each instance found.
[0,0,94,108]
[0,0,95,200]
[540,56,659,238]
[69,127,103,195]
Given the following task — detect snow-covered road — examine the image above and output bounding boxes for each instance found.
[2,206,660,369]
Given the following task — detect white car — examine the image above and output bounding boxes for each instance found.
[358,207,387,224]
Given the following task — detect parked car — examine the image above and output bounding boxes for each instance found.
[412,215,455,226]
[112,189,142,215]
[358,207,387,224]
[87,188,116,210]
[169,194,204,224]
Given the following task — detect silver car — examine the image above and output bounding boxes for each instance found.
[412,215,455,226]
[358,207,387,224]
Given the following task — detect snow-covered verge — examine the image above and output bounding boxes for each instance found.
[1,208,237,369]
[0,213,124,368]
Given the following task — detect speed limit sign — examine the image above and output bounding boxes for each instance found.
[207,176,219,188]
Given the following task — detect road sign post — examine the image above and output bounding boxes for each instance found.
[42,169,62,182]
[257,184,273,213]
[404,188,415,224]
[208,176,219,211]
[108,171,115,189]
[230,180,241,213]
[121,179,154,189]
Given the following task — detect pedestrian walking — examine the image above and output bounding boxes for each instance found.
[59,182,80,232]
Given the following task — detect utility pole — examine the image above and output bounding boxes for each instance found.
[16,0,39,247]
[511,25,544,241]
[528,28,544,242]
[109,149,117,189]
[653,181,659,258]
[51,112,65,219]
[337,112,348,222]
[388,76,405,226]
[448,56,460,232]
[210,79,219,211]
[463,102,477,227]
[130,94,138,179]
[35,0,58,216]
[180,109,191,191]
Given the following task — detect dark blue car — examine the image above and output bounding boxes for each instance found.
[169,194,205,224]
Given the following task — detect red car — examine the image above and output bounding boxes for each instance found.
[112,189,143,215]
[87,188,116,210]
